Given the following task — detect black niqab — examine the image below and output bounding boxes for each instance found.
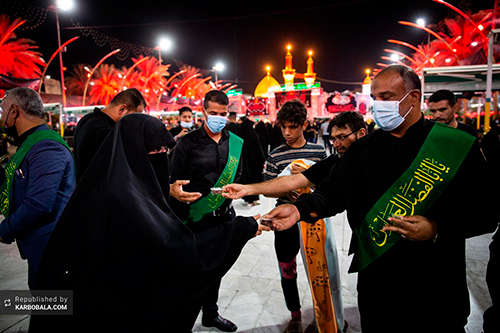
[30,114,257,333]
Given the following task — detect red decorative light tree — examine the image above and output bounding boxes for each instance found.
[65,64,91,96]
[88,64,119,106]
[0,14,46,95]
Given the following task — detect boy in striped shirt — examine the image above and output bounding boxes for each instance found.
[264,99,326,333]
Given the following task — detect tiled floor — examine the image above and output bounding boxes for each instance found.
[0,196,494,332]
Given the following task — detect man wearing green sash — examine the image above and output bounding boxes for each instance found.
[0,88,75,289]
[169,90,244,332]
[264,65,497,332]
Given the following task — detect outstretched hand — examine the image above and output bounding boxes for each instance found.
[222,183,248,199]
[253,214,271,237]
[262,204,301,232]
[383,215,437,242]
[169,180,202,203]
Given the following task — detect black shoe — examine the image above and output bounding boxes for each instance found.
[202,315,238,332]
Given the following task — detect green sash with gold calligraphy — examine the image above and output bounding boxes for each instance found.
[183,132,243,224]
[349,122,476,273]
[0,129,72,218]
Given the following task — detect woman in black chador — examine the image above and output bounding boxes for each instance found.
[29,114,259,333]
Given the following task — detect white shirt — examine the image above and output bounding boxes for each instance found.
[321,122,329,135]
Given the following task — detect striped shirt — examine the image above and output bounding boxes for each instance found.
[265,142,326,205]
[264,142,327,181]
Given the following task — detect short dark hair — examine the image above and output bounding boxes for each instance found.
[109,88,147,110]
[5,87,45,119]
[277,99,308,127]
[329,111,366,134]
[377,65,421,92]
[178,106,192,116]
[429,89,456,107]
[204,90,228,110]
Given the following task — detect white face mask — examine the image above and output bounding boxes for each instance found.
[373,90,414,131]
[180,121,193,129]
[204,111,227,134]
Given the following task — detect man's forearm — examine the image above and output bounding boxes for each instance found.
[251,174,311,198]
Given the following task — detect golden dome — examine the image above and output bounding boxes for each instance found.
[254,68,281,97]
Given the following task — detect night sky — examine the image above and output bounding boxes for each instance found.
[3,0,493,94]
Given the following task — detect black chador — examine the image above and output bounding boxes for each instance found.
[29,114,257,333]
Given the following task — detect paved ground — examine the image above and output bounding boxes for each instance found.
[0,196,494,332]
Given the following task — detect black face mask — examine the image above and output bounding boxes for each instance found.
[148,152,170,200]
[4,109,19,146]
[5,125,19,144]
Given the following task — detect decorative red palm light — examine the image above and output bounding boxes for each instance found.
[432,0,488,43]
[0,15,46,84]
[82,48,121,106]
[118,56,149,91]
[398,21,461,64]
[387,39,435,67]
[383,49,420,67]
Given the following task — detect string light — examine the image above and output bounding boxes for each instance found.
[1,1,48,30]
[3,1,200,70]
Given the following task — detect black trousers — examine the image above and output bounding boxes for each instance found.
[187,206,236,320]
[274,223,301,312]
[202,277,222,319]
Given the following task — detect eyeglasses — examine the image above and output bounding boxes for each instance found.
[329,130,357,145]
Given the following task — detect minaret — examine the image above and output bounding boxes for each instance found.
[304,50,317,86]
[282,44,296,90]
[362,69,372,95]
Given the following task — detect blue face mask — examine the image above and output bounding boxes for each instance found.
[372,90,414,131]
[205,114,227,133]
[180,121,193,129]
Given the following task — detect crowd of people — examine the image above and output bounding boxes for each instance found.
[0,64,498,333]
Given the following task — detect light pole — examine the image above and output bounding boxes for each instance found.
[156,37,173,64]
[212,63,224,88]
[416,18,431,49]
[48,0,75,109]
[38,36,79,95]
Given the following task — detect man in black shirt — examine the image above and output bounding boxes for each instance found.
[169,90,245,332]
[222,111,366,332]
[264,65,497,332]
[221,111,366,199]
[169,106,195,141]
[74,88,146,182]
[429,89,477,137]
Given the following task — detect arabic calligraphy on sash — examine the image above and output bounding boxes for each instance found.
[207,155,239,209]
[368,158,450,247]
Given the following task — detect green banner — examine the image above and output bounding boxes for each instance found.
[349,122,475,273]
[184,132,243,224]
[0,130,72,217]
